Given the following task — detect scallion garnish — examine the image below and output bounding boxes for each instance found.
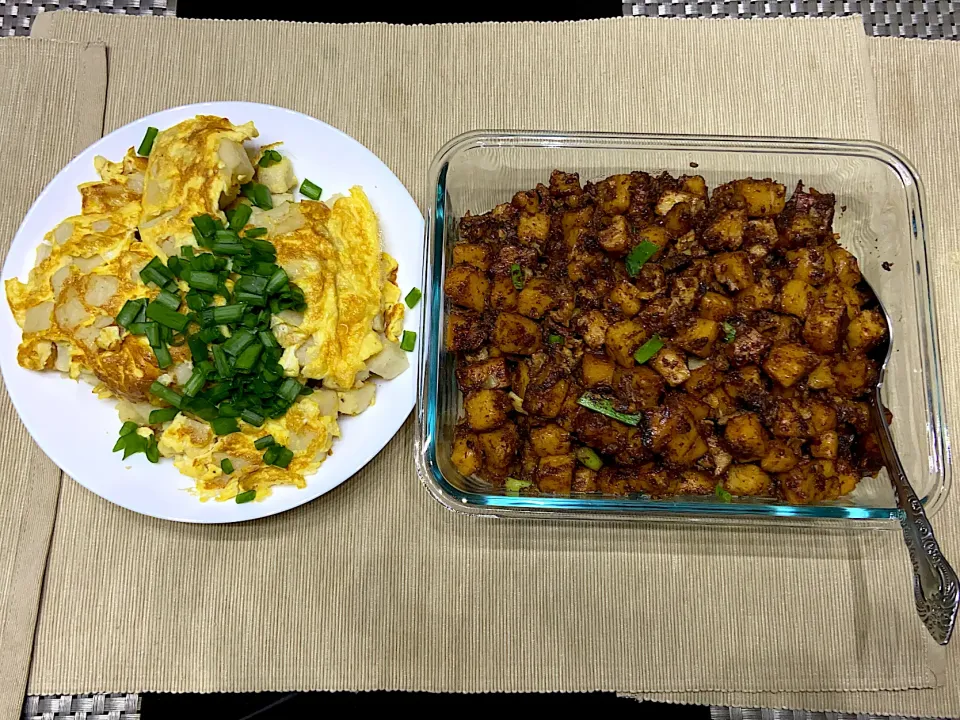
[244,227,268,239]
[576,392,642,426]
[258,149,282,167]
[221,458,235,475]
[149,407,179,424]
[300,178,322,201]
[405,287,422,308]
[633,335,664,365]
[116,299,144,328]
[150,382,183,408]
[254,435,275,450]
[145,301,189,332]
[211,417,239,436]
[235,489,256,504]
[400,330,417,352]
[137,126,159,156]
[625,240,660,278]
[510,263,524,290]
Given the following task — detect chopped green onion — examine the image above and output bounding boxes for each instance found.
[576,392,642,426]
[548,334,563,345]
[575,446,603,471]
[625,240,661,277]
[240,408,265,427]
[217,402,240,418]
[227,204,253,232]
[167,257,182,277]
[235,275,268,295]
[258,330,280,349]
[234,343,262,372]
[235,489,256,504]
[215,229,239,243]
[127,322,149,336]
[187,335,208,363]
[244,227,268,239]
[251,183,273,210]
[187,271,219,292]
[262,445,280,465]
[212,305,245,324]
[137,126,159,156]
[155,289,181,311]
[722,321,736,343]
[191,214,217,239]
[221,458,234,474]
[510,262,524,290]
[149,407,179,424]
[212,345,233,378]
[212,242,246,256]
[277,378,301,403]
[211,417,239,436]
[404,287,422,308]
[265,268,288,295]
[119,421,138,437]
[300,178,322,200]
[116,299,144,328]
[633,335,664,364]
[153,344,172,369]
[145,302,189,332]
[234,291,266,307]
[271,446,294,469]
[145,436,160,464]
[223,329,255,357]
[254,434,275,450]
[716,483,733,502]
[400,330,417,352]
[144,322,161,348]
[505,477,533,495]
[199,326,225,344]
[150,381,183,408]
[258,149,282,167]
[140,257,174,288]
[182,366,208,397]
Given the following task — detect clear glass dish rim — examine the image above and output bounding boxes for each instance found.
[415,129,951,525]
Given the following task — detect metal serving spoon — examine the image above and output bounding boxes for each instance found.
[863,281,959,645]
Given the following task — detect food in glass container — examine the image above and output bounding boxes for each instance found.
[443,169,889,504]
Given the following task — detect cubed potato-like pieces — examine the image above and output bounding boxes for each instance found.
[724,464,772,496]
[598,173,632,214]
[787,247,834,286]
[736,277,777,312]
[574,411,631,456]
[670,393,710,422]
[529,423,572,457]
[550,169,582,196]
[663,202,694,236]
[463,389,511,431]
[572,466,599,493]
[452,243,492,271]
[699,291,735,321]
[446,311,487,352]
[581,352,617,389]
[572,310,609,350]
[810,431,839,459]
[832,355,877,397]
[760,440,800,473]
[597,466,630,495]
[613,365,664,409]
[762,342,818,388]
[646,407,708,465]
[517,278,557,319]
[703,387,737,421]
[769,399,808,438]
[820,281,864,319]
[451,430,483,476]
[444,265,490,312]
[456,357,511,392]
[724,412,769,460]
[724,365,766,405]
[829,245,861,286]
[493,312,542,355]
[598,215,630,255]
[725,324,771,368]
[629,463,680,496]
[537,454,575,494]
[605,281,643,318]
[735,179,786,217]
[489,275,519,311]
[636,225,671,258]
[703,209,746,250]
[650,346,690,386]
[561,206,593,245]
[478,424,520,481]
[605,319,648,367]
[713,252,755,292]
[673,318,720,359]
[676,469,716,495]
[806,359,836,390]
[779,279,815,318]
[802,301,847,354]
[518,212,550,243]
[523,374,570,419]
[846,308,887,352]
[512,189,540,214]
[807,399,837,433]
[779,459,839,504]
[684,363,722,396]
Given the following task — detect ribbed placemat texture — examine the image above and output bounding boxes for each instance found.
[0,36,106,720]
[16,11,949,706]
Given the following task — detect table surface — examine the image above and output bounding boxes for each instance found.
[4,2,956,719]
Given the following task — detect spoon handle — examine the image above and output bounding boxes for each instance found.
[872,391,959,645]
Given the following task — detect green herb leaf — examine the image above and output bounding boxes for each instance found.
[505,477,533,495]
[576,392,642,426]
[257,149,282,167]
[547,334,563,345]
[722,321,736,343]
[510,263,524,290]
[633,335,664,364]
[715,483,733,502]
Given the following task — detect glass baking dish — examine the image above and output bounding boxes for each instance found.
[415,131,950,524]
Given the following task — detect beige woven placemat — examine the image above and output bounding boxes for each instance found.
[0,36,106,720]
[14,10,947,709]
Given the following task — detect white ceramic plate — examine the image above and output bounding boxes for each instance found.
[0,102,423,523]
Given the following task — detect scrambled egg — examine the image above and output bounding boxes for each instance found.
[5,115,409,503]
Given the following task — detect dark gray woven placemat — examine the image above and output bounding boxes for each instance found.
[1,0,174,37]
[623,0,959,39]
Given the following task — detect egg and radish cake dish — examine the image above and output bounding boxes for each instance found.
[5,116,418,504]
